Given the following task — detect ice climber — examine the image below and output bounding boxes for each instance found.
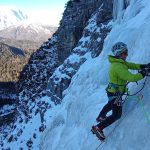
[91,42,150,140]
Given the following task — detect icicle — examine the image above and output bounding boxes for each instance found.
[113,0,125,21]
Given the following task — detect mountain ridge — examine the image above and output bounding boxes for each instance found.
[0,23,57,42]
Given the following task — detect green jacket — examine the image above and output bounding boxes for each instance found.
[107,55,143,93]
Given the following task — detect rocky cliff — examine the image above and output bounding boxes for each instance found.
[18,0,113,103]
[47,0,113,103]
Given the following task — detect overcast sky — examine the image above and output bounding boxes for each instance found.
[0,0,69,26]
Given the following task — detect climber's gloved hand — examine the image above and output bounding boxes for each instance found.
[139,69,149,77]
[140,63,150,70]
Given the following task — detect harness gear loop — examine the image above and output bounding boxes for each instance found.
[106,82,129,105]
[107,77,147,98]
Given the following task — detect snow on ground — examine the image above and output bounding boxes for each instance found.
[40,0,150,150]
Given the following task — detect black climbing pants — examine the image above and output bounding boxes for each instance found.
[97,92,122,130]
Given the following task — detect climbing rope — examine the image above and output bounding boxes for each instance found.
[125,77,147,96]
[137,94,150,124]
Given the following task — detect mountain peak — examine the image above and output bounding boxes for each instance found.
[0,6,28,30]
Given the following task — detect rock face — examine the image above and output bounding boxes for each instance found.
[18,0,113,102]
[57,0,104,63]
[18,36,58,99]
[47,0,113,103]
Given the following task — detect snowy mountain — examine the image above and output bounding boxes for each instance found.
[1,0,150,150]
[0,6,28,30]
[0,23,57,42]
[0,6,57,42]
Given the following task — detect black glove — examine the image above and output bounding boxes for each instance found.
[139,69,149,77]
[140,63,150,69]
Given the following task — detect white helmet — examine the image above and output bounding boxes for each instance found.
[112,42,128,56]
